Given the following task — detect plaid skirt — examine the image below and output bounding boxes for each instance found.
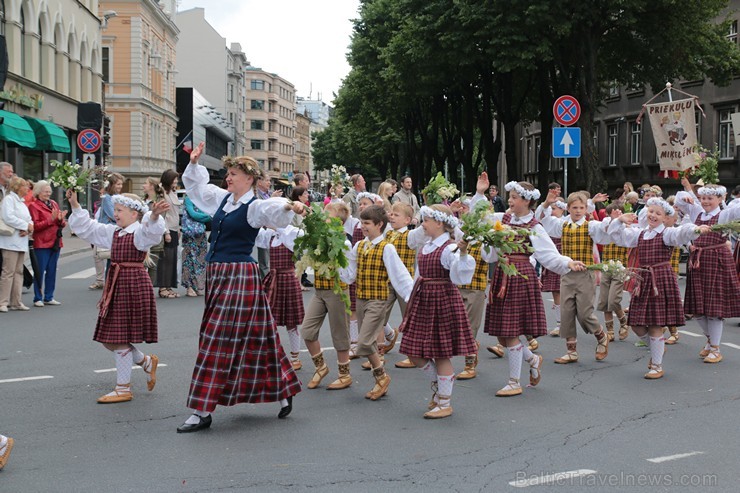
[540,268,561,292]
[349,283,357,312]
[684,246,740,318]
[93,267,158,344]
[628,265,685,327]
[485,258,547,338]
[186,262,302,413]
[399,279,476,359]
[264,269,305,328]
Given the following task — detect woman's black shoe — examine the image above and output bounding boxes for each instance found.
[278,397,293,419]
[177,414,212,433]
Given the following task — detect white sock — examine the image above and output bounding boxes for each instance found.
[696,316,709,336]
[184,409,210,425]
[419,360,437,382]
[0,435,6,451]
[280,398,289,407]
[639,334,649,345]
[130,345,145,365]
[349,319,358,342]
[707,317,723,346]
[436,374,454,406]
[287,328,302,354]
[113,348,133,386]
[384,323,394,339]
[507,343,524,382]
[649,336,665,365]
[554,304,561,324]
[522,342,534,362]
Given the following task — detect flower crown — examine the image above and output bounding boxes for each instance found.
[554,200,568,210]
[222,156,260,175]
[696,185,726,197]
[112,195,149,214]
[646,197,675,216]
[420,206,460,229]
[357,192,382,204]
[504,181,541,201]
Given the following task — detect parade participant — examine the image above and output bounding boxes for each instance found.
[608,199,706,378]
[177,144,305,433]
[300,201,354,390]
[596,204,631,342]
[454,238,488,380]
[664,196,682,345]
[541,198,567,337]
[339,205,414,401]
[537,189,612,365]
[0,434,12,470]
[66,189,167,402]
[472,175,584,396]
[255,223,305,371]
[675,185,740,363]
[637,185,662,228]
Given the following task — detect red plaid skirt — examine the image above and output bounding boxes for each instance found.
[264,245,304,327]
[685,244,740,319]
[540,237,561,292]
[93,233,157,344]
[186,262,301,412]
[485,255,547,338]
[628,264,685,327]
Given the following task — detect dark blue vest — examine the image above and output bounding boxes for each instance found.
[206,195,259,263]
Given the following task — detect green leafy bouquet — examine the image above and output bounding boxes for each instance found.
[699,220,740,238]
[48,160,107,193]
[687,144,719,184]
[422,172,459,205]
[293,204,351,312]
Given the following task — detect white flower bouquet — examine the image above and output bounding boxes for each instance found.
[48,160,107,192]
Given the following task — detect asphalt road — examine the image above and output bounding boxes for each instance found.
[1,250,738,492]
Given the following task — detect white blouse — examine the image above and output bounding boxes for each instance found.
[406,229,476,285]
[675,191,740,225]
[607,220,699,248]
[68,207,166,251]
[255,224,303,252]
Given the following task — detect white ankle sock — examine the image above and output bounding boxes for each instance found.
[0,435,7,450]
[287,328,302,354]
[437,374,454,405]
[707,317,723,346]
[507,343,524,382]
[384,323,394,339]
[280,398,289,407]
[349,319,358,342]
[130,345,145,365]
[649,336,665,365]
[113,348,133,386]
[184,410,210,425]
[419,360,437,382]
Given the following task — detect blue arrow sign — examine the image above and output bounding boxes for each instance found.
[552,127,581,158]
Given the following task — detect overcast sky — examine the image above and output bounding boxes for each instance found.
[177,0,361,104]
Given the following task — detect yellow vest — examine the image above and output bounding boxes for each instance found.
[385,229,415,277]
[670,246,680,274]
[314,273,347,291]
[458,243,487,291]
[356,239,390,300]
[561,221,594,265]
[602,243,629,265]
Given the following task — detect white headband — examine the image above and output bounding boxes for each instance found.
[357,192,382,204]
[696,186,726,197]
[420,206,460,229]
[504,181,541,201]
[112,195,149,214]
[554,200,568,210]
[646,197,675,216]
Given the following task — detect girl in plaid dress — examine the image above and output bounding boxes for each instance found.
[400,205,477,418]
[675,185,740,363]
[177,144,306,433]
[66,190,168,403]
[256,224,305,371]
[608,198,706,378]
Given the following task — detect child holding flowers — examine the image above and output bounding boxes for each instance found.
[66,189,168,403]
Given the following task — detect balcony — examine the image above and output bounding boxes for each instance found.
[268,131,279,140]
[268,112,278,121]
[268,92,279,102]
[268,151,279,160]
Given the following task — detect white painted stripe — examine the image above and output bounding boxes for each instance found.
[509,469,597,488]
[677,330,703,338]
[721,342,740,350]
[298,347,335,353]
[646,451,704,463]
[64,267,97,279]
[0,375,54,384]
[94,364,168,374]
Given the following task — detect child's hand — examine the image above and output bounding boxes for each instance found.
[456,239,468,255]
[150,200,170,219]
[476,172,490,195]
[593,192,609,203]
[189,142,205,163]
[568,260,586,272]
[545,188,559,205]
[449,199,463,213]
[681,176,692,191]
[682,194,695,205]
[271,190,283,198]
[66,190,80,208]
[695,224,712,235]
[619,213,636,224]
[289,201,307,215]
[609,209,622,219]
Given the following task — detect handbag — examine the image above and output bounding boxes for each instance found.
[0,203,15,236]
[181,211,206,237]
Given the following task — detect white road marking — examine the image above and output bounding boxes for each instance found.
[298,347,335,353]
[94,364,168,374]
[721,342,740,350]
[0,375,54,384]
[64,267,97,279]
[509,469,597,488]
[646,451,704,463]
[677,330,703,338]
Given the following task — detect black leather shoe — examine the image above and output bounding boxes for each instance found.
[300,274,313,288]
[277,396,293,419]
[177,414,212,433]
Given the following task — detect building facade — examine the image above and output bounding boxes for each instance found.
[101,0,179,192]
[175,87,231,177]
[294,110,310,173]
[0,0,103,180]
[296,97,331,127]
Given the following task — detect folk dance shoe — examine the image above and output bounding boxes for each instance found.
[618,314,630,340]
[594,329,609,361]
[177,414,212,433]
[703,346,723,364]
[456,354,478,380]
[526,336,539,352]
[395,358,416,368]
[278,396,293,419]
[605,320,615,342]
[97,384,133,404]
[699,336,712,358]
[424,397,453,419]
[290,352,302,371]
[428,382,439,411]
[0,437,14,470]
[365,368,391,400]
[549,326,560,337]
[528,354,543,386]
[308,352,330,389]
[327,362,353,390]
[382,328,400,354]
[486,344,505,358]
[644,360,664,379]
[139,354,159,391]
[348,342,359,360]
[496,379,523,397]
[554,342,578,364]
[665,327,680,345]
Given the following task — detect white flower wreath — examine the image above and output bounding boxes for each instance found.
[420,206,460,229]
[504,181,541,201]
[554,200,568,210]
[112,195,149,214]
[357,192,382,204]
[696,185,726,197]
[646,197,675,216]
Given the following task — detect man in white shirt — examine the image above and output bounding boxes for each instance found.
[392,176,420,225]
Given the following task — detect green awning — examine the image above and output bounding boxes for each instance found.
[23,116,71,152]
[0,110,37,148]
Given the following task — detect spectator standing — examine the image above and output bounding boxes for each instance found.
[489,185,506,212]
[392,176,420,224]
[28,181,67,306]
[181,195,210,297]
[377,182,394,212]
[157,169,181,298]
[0,177,34,312]
[343,174,366,219]
[142,177,165,284]
[89,173,124,290]
[256,172,276,279]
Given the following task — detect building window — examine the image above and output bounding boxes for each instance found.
[251,99,264,110]
[607,124,618,166]
[608,81,620,98]
[38,19,43,83]
[695,107,702,141]
[257,159,265,169]
[0,0,5,36]
[251,120,264,130]
[630,122,641,165]
[20,8,26,76]
[728,20,738,45]
[205,129,228,158]
[228,84,234,102]
[718,108,736,159]
[250,140,264,150]
[250,79,265,90]
[102,47,110,83]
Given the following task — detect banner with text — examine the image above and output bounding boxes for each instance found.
[646,98,698,171]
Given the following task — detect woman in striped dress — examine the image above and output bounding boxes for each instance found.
[177,143,305,433]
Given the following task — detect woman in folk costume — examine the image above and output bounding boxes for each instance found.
[177,144,305,433]
[675,185,740,363]
[470,174,585,397]
[400,205,477,418]
[66,190,168,403]
[256,223,305,371]
[608,198,707,378]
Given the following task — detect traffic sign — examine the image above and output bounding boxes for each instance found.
[552,127,581,158]
[77,129,102,153]
[553,95,581,127]
[83,153,96,168]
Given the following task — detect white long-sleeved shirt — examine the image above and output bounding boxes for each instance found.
[0,192,33,252]
[339,235,416,302]
[537,207,612,244]
[674,191,740,225]
[181,161,295,229]
[403,230,476,285]
[255,224,303,252]
[607,220,699,249]
[68,207,166,251]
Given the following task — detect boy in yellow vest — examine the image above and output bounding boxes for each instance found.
[340,205,414,400]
